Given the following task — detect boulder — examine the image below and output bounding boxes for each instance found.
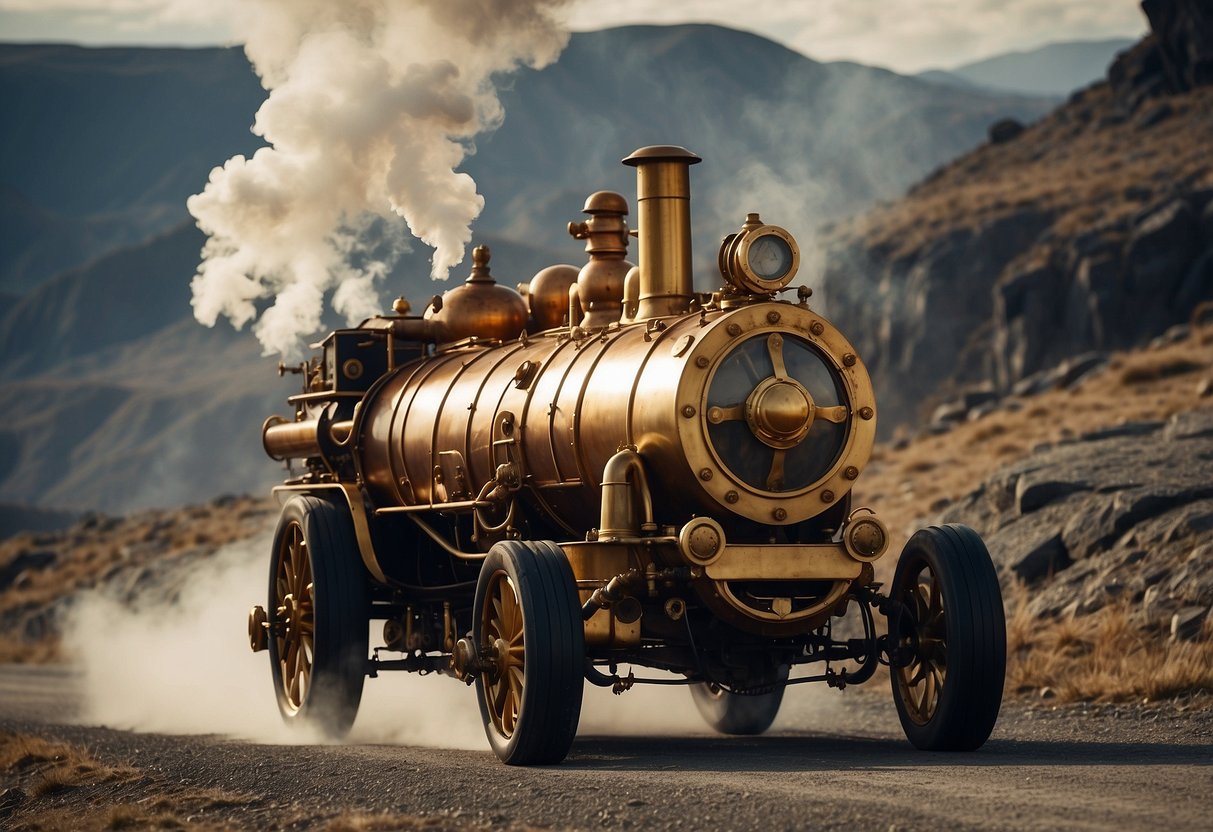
[988,118,1025,144]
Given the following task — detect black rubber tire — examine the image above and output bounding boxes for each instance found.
[690,665,789,735]
[474,540,584,765]
[889,524,1006,751]
[268,495,369,738]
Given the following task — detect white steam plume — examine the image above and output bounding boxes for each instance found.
[187,0,571,357]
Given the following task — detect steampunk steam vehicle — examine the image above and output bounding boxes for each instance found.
[248,146,1006,765]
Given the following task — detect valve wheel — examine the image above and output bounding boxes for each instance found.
[473,540,584,765]
[889,525,1006,751]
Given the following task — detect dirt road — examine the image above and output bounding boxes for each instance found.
[2,664,1211,830]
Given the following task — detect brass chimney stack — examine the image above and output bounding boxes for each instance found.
[622,145,701,320]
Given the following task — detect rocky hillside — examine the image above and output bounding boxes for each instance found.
[822,0,1213,431]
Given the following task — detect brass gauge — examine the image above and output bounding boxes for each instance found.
[719,213,800,295]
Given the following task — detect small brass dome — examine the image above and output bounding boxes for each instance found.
[424,246,527,344]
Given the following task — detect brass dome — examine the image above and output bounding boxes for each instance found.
[424,246,527,344]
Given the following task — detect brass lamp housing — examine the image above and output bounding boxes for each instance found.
[719,214,801,294]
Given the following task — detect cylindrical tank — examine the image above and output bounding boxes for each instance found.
[356,299,876,537]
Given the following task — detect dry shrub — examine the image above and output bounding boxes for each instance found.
[0,732,137,798]
[1120,356,1204,385]
[1004,586,1213,703]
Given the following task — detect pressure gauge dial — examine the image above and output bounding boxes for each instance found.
[719,214,801,295]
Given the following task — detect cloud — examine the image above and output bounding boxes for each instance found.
[2,0,1146,73]
[565,0,1146,72]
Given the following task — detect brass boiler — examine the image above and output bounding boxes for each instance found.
[358,295,876,535]
[355,147,877,541]
[268,145,882,636]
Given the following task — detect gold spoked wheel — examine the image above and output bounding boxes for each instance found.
[888,525,1006,751]
[473,540,584,765]
[266,495,368,737]
[274,521,315,713]
[481,570,526,737]
[893,564,946,726]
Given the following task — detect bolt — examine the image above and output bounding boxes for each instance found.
[725,491,739,504]
[843,353,856,367]
[699,468,713,481]
[773,507,787,521]
[844,466,859,480]
[695,356,709,368]
[727,323,742,337]
[859,406,874,420]
[810,321,825,336]
[682,405,696,418]
[822,490,835,503]
[767,311,781,324]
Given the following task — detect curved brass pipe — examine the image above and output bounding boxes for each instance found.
[598,448,656,540]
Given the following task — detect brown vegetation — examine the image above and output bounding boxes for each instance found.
[0,494,275,662]
[829,83,1213,267]
[1005,583,1213,704]
[859,331,1213,705]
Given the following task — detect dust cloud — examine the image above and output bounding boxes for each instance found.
[188,0,571,358]
[64,534,853,749]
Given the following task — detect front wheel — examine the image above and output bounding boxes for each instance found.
[889,524,1006,751]
[690,665,789,735]
[474,540,585,765]
[267,495,369,737]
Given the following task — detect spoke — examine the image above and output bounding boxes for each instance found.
[507,644,525,664]
[927,572,941,620]
[493,679,508,716]
[911,582,930,624]
[766,449,787,490]
[707,404,746,424]
[767,334,787,380]
[814,405,849,424]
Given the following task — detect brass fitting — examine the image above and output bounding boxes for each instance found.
[568,191,632,330]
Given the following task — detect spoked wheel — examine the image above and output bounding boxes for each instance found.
[474,540,584,765]
[268,495,369,737]
[889,524,1005,751]
[690,665,789,735]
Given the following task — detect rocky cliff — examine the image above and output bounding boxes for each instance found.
[821,0,1213,431]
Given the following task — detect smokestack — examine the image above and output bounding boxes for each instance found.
[622,145,701,320]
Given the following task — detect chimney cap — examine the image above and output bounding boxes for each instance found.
[622,145,702,167]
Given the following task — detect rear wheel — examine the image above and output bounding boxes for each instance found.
[268,495,369,737]
[889,524,1005,751]
[690,665,789,735]
[474,540,584,765]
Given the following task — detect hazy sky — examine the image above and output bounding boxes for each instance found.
[0,0,1147,73]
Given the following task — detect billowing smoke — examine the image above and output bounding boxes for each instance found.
[188,0,571,357]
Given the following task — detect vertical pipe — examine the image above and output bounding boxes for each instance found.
[622,146,701,320]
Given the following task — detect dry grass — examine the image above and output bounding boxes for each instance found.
[0,494,275,662]
[829,83,1213,265]
[0,731,138,800]
[1120,356,1205,385]
[1005,584,1213,703]
[859,332,1213,587]
[0,731,258,831]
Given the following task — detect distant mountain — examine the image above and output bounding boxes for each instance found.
[1,28,1055,297]
[919,38,1138,97]
[0,44,267,294]
[0,25,1062,516]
